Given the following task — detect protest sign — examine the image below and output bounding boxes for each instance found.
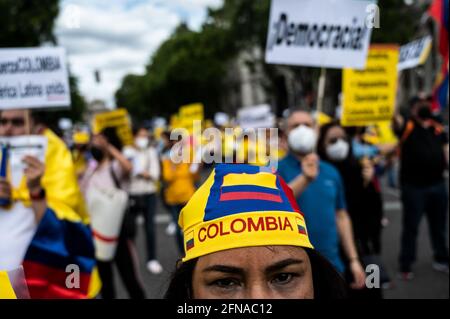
[179,103,204,120]
[92,108,133,146]
[170,114,181,130]
[342,45,400,127]
[0,47,70,109]
[315,111,333,126]
[265,0,376,69]
[179,103,204,133]
[0,135,47,188]
[398,36,432,71]
[237,104,275,129]
[363,122,398,145]
[153,117,167,129]
[214,112,230,127]
[152,117,167,139]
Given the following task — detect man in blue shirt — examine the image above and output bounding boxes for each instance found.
[278,110,366,289]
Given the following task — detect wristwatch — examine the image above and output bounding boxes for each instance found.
[29,187,46,201]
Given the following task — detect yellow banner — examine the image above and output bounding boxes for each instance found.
[317,111,333,126]
[170,114,180,130]
[179,103,204,132]
[363,121,398,145]
[342,45,400,127]
[92,108,134,146]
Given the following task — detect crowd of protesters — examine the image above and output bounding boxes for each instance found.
[0,93,448,299]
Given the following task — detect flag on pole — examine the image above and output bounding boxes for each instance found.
[429,0,449,111]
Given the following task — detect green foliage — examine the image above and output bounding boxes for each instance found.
[208,0,271,48]
[0,0,59,47]
[116,0,425,118]
[117,22,235,119]
[372,0,423,44]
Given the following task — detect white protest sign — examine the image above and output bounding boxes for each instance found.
[214,112,230,126]
[58,118,73,131]
[0,47,71,110]
[398,36,432,71]
[265,0,376,69]
[153,117,167,128]
[123,146,148,178]
[237,104,275,129]
[0,136,47,187]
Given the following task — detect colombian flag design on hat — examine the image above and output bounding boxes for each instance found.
[179,164,313,262]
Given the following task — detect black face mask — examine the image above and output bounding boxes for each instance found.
[90,146,105,162]
[417,106,432,120]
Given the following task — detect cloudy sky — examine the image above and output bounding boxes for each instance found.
[55,0,223,108]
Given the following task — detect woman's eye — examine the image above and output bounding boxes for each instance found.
[272,273,295,285]
[211,278,240,289]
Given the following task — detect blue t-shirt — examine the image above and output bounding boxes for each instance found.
[277,153,346,273]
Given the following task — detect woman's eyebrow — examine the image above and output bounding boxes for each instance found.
[265,258,304,274]
[202,265,244,276]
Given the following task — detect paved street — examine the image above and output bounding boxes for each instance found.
[114,174,449,299]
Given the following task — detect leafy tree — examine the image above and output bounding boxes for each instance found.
[117,22,234,119]
[372,0,423,44]
[0,0,59,47]
[116,0,426,118]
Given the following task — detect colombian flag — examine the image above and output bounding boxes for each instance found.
[15,129,100,299]
[204,165,303,222]
[185,231,195,251]
[429,0,449,111]
[22,208,98,299]
[296,218,307,235]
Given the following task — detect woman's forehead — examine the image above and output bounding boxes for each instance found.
[197,246,308,267]
[327,126,346,137]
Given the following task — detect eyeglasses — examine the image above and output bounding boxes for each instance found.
[0,118,25,127]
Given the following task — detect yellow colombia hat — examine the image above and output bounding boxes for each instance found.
[179,164,313,262]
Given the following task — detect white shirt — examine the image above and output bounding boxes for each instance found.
[0,202,37,271]
[125,146,160,195]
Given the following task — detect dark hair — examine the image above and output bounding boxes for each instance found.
[409,96,423,108]
[101,127,123,151]
[30,110,47,126]
[317,121,346,161]
[164,248,348,300]
[132,124,148,136]
[161,130,171,140]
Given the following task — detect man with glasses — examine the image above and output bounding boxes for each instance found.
[277,110,366,290]
[0,109,99,298]
[0,115,25,130]
[0,109,48,271]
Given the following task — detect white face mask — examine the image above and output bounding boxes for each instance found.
[326,139,350,161]
[288,125,317,155]
[135,137,149,149]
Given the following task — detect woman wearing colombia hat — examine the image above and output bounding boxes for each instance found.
[165,164,348,299]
